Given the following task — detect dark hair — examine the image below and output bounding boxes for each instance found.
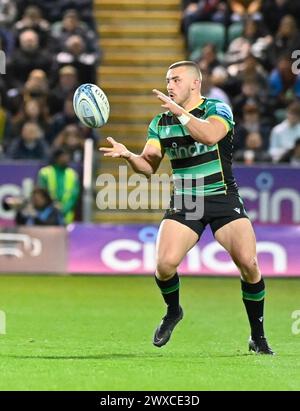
[278,53,292,63]
[32,187,52,205]
[168,61,202,81]
[51,147,71,163]
[288,101,300,117]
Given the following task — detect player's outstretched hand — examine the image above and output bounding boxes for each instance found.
[152,89,183,116]
[99,137,131,159]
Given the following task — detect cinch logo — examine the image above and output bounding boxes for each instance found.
[100,227,287,273]
[0,233,42,258]
[166,141,211,159]
[0,178,34,220]
[239,172,300,223]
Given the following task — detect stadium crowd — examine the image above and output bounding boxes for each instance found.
[0,0,100,163]
[1,0,300,164]
[0,0,100,224]
[182,0,300,165]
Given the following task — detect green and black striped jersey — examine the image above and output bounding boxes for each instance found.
[147,97,237,196]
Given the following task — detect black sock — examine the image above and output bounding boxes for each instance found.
[241,278,265,340]
[155,273,180,317]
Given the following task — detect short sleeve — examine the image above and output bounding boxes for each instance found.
[204,101,235,132]
[147,115,162,150]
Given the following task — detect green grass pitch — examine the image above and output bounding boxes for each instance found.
[0,275,300,391]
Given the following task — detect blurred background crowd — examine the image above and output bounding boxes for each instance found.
[182,0,300,165]
[0,0,101,164]
[0,0,101,225]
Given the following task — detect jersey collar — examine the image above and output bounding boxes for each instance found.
[166,97,206,116]
[188,97,206,112]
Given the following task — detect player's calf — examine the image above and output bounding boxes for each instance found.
[153,272,183,347]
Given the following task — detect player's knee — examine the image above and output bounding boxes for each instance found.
[237,255,260,281]
[238,255,258,271]
[156,256,179,279]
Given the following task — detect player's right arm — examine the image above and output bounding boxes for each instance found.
[99,137,163,178]
[99,115,164,178]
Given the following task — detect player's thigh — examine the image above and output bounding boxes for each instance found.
[156,219,199,269]
[214,218,258,267]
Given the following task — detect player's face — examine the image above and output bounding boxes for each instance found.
[166,67,197,106]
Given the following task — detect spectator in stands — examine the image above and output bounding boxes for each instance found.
[21,70,50,116]
[181,0,228,36]
[47,97,79,143]
[14,5,50,48]
[196,43,222,72]
[12,98,50,139]
[210,65,230,90]
[52,124,84,163]
[3,87,23,125]
[224,18,271,67]
[48,96,98,144]
[227,53,268,90]
[6,120,49,160]
[261,0,295,34]
[268,54,300,108]
[48,65,79,115]
[51,9,99,55]
[266,15,300,68]
[200,69,231,104]
[59,0,96,29]
[232,79,271,122]
[55,34,97,84]
[234,131,271,163]
[225,20,252,65]
[269,101,300,161]
[6,69,49,139]
[17,0,96,27]
[37,148,80,224]
[8,29,53,87]
[279,138,300,165]
[0,94,13,154]
[14,187,64,226]
[24,69,49,102]
[234,103,271,151]
[0,0,17,56]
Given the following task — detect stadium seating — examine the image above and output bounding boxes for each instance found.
[228,22,244,43]
[187,22,225,54]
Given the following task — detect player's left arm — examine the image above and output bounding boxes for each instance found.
[153,89,233,146]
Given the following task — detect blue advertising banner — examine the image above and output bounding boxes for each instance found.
[234,165,300,225]
[0,163,299,226]
[68,223,300,276]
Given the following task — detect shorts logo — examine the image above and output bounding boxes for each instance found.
[234,207,241,214]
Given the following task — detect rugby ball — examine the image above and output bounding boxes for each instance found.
[73,83,110,128]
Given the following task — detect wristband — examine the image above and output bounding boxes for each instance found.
[177,113,191,126]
